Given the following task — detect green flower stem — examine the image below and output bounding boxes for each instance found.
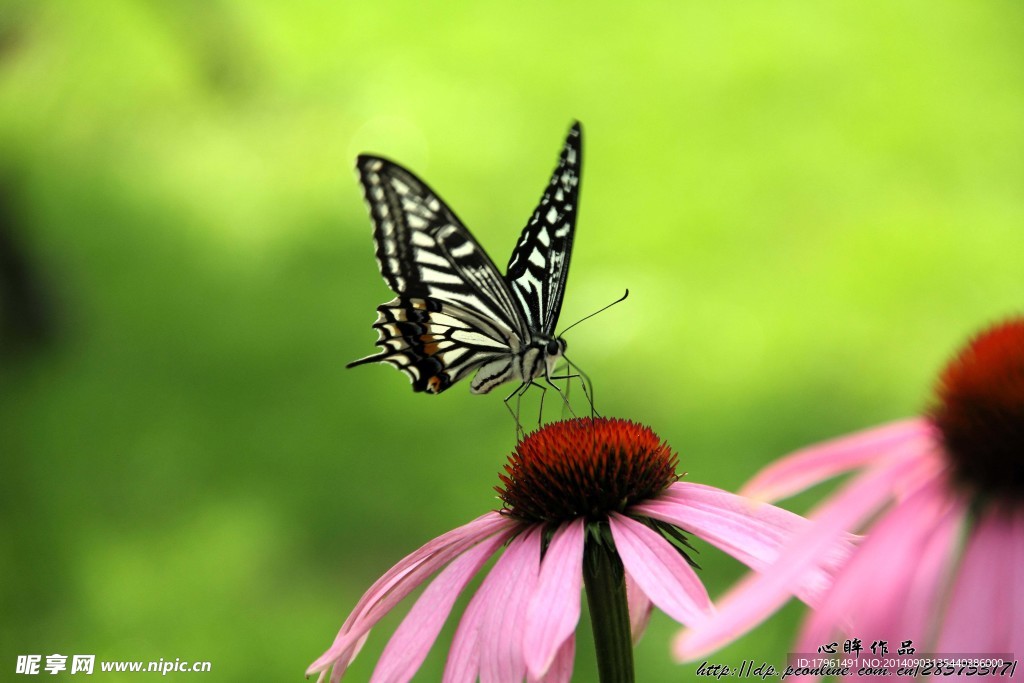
[582,537,635,683]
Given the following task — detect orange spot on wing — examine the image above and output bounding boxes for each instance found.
[420,333,440,357]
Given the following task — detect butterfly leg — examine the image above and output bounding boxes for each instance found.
[522,380,550,434]
[546,374,580,413]
[542,359,578,421]
[509,396,524,441]
[557,362,576,411]
[559,355,598,418]
[549,364,578,408]
[504,382,533,440]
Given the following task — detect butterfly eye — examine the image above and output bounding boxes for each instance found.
[546,339,562,356]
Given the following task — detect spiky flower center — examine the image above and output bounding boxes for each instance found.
[930,317,1024,505]
[496,417,678,523]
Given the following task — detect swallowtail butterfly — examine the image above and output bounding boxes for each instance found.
[348,121,582,397]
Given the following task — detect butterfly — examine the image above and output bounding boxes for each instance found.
[347,121,582,400]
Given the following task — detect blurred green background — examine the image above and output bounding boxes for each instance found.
[2,1,1022,681]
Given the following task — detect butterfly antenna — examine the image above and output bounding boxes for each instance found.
[557,289,629,337]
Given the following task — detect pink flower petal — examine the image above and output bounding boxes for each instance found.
[479,526,542,683]
[937,508,1017,655]
[626,573,653,645]
[797,474,963,653]
[675,450,935,661]
[443,570,489,683]
[740,419,935,503]
[880,487,963,645]
[635,482,855,605]
[609,512,713,627]
[524,518,585,678]
[308,512,517,678]
[370,531,511,683]
[1012,510,1024,654]
[529,636,574,683]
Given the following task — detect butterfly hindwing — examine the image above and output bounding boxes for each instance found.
[353,296,517,394]
[506,121,581,336]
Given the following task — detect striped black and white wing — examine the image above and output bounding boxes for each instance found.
[347,156,529,394]
[505,121,582,337]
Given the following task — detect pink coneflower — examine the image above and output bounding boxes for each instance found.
[677,317,1024,664]
[308,417,852,682]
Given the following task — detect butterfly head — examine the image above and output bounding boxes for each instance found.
[541,336,567,375]
[546,337,567,357]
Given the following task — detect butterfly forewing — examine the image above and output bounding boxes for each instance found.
[356,156,526,335]
[505,122,581,336]
[349,123,582,396]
